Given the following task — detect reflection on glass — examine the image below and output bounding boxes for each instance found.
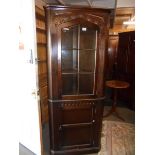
[62,74,78,95]
[80,28,96,49]
[79,74,94,94]
[61,26,78,49]
[79,50,95,72]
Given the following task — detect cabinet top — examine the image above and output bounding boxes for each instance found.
[45,5,113,13]
[44,5,114,28]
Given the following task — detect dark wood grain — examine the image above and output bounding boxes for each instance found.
[45,5,112,154]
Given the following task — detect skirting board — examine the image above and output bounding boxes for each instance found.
[50,147,99,155]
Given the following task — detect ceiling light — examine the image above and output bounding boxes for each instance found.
[123,16,135,25]
[82,27,87,31]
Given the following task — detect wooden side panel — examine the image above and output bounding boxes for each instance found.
[35,6,48,124]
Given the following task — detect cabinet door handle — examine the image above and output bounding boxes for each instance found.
[59,126,62,131]
[92,120,95,123]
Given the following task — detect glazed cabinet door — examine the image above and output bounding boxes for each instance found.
[61,24,98,96]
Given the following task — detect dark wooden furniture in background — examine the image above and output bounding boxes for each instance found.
[45,5,112,155]
[104,80,130,120]
[106,34,119,80]
[116,31,135,110]
[35,6,49,124]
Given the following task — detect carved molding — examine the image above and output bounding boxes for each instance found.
[61,101,95,110]
[52,12,105,28]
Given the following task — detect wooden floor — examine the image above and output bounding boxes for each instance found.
[103,106,135,124]
[85,106,135,155]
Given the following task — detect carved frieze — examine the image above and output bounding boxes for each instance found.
[61,101,95,110]
[52,12,106,28]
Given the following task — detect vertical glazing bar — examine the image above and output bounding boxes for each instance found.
[77,25,80,94]
[93,30,97,94]
[72,27,77,71]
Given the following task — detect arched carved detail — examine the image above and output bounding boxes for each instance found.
[53,12,106,28]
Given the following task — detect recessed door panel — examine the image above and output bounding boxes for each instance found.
[61,126,92,147]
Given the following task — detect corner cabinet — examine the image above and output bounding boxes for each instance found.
[45,5,111,155]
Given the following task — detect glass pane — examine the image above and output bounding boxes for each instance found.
[61,26,78,49]
[79,74,94,94]
[62,74,78,95]
[79,50,95,72]
[62,50,78,72]
[80,27,96,49]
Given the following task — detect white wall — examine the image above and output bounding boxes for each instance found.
[0,0,41,155]
[19,0,41,155]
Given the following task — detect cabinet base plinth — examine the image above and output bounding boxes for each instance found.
[51,147,100,155]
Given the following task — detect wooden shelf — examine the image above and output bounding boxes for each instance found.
[36,27,46,32]
[37,42,47,45]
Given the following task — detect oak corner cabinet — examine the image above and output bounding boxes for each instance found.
[44,5,112,155]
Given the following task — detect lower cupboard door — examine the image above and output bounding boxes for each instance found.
[60,125,94,149]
